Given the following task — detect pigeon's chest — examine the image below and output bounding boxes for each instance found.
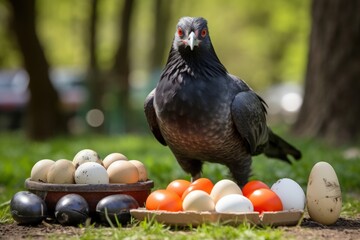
[155,76,231,123]
[154,77,236,151]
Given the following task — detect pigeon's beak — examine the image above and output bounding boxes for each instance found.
[188,31,198,51]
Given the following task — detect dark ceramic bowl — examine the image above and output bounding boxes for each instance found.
[25,178,154,215]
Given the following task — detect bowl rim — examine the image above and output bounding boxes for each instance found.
[25,178,154,192]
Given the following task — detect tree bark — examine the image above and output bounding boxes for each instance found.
[111,0,135,133]
[150,0,171,71]
[293,0,360,144]
[86,0,104,131]
[8,0,67,140]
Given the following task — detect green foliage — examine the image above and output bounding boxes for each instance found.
[0,0,310,90]
[0,129,360,194]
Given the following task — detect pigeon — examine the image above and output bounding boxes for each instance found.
[144,17,301,186]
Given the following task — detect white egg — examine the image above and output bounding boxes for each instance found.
[182,190,215,211]
[215,194,253,213]
[75,162,109,184]
[210,179,242,203]
[73,149,102,168]
[307,161,342,225]
[271,178,305,210]
[30,159,55,182]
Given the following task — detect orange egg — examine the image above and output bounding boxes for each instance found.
[146,189,183,212]
[182,178,214,200]
[166,179,191,198]
[247,188,283,213]
[242,180,269,198]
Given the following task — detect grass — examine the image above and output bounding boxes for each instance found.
[54,220,283,240]
[0,129,359,239]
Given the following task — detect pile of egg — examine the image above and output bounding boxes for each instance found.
[146,177,306,213]
[146,161,342,226]
[10,149,148,226]
[30,149,148,184]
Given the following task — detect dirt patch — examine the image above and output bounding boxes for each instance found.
[0,223,84,240]
[283,217,360,240]
[1,217,359,239]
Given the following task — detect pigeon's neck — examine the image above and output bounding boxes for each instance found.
[163,46,227,80]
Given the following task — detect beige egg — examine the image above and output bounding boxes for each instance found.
[47,159,75,184]
[73,149,102,168]
[107,160,139,184]
[129,160,147,181]
[182,190,215,211]
[307,161,342,225]
[210,179,242,203]
[30,159,55,182]
[103,152,128,169]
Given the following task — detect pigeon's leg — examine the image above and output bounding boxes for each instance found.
[226,156,252,187]
[176,158,203,182]
[191,172,202,182]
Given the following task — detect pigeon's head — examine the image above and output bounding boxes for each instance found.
[173,17,211,52]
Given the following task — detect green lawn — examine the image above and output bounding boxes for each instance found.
[0,130,359,239]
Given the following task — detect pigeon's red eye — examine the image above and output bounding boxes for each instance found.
[177,28,183,37]
[201,28,207,38]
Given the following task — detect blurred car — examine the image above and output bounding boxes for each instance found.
[0,70,29,130]
[50,69,88,114]
[0,69,87,130]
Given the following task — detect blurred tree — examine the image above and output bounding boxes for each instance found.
[86,0,104,132]
[110,0,136,133]
[8,0,67,140]
[293,0,360,144]
[150,0,171,73]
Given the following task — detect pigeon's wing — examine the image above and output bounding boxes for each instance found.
[231,89,269,155]
[144,89,167,146]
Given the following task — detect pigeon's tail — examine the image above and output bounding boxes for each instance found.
[264,130,301,164]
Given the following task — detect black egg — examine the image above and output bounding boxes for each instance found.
[96,194,139,225]
[10,191,47,225]
[55,194,89,226]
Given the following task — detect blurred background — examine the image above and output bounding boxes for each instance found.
[0,0,359,145]
[0,0,309,138]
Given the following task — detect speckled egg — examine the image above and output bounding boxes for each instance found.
[73,149,102,168]
[75,162,109,184]
[307,161,342,225]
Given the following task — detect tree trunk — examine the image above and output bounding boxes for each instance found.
[293,0,360,144]
[111,0,135,133]
[147,0,172,91]
[8,0,67,140]
[150,0,171,71]
[86,0,104,131]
